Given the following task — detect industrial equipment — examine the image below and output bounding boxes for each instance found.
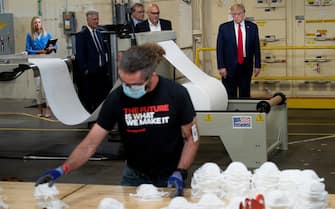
[134,32,288,168]
[99,0,135,85]
[0,53,74,81]
[62,11,76,35]
[0,52,29,81]
[0,1,288,168]
[0,13,15,55]
[0,29,288,168]
[196,100,288,168]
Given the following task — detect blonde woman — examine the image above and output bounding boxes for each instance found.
[26,16,57,54]
[25,16,57,117]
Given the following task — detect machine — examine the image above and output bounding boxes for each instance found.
[197,97,288,168]
[134,31,288,168]
[0,13,15,55]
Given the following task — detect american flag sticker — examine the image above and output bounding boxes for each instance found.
[232,116,252,129]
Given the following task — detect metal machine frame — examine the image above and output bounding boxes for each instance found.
[197,99,288,168]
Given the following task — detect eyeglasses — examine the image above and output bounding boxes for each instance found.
[136,10,144,13]
[150,12,160,15]
[231,12,244,16]
[120,77,150,89]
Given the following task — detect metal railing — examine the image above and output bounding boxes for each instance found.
[194,45,335,108]
[195,45,335,81]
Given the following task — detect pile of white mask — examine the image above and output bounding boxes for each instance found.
[162,193,226,209]
[97,198,124,209]
[191,162,225,198]
[191,162,252,200]
[160,196,191,209]
[129,184,168,201]
[252,162,281,197]
[222,162,252,200]
[0,187,9,209]
[277,169,302,205]
[189,161,329,209]
[294,179,328,209]
[266,190,291,209]
[261,168,328,209]
[34,183,68,209]
[290,170,328,209]
[194,193,226,209]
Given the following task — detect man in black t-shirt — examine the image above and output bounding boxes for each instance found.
[36,43,200,196]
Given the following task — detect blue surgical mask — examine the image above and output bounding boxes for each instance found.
[122,83,147,99]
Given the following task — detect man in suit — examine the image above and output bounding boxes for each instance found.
[130,3,145,27]
[75,10,111,113]
[216,3,261,99]
[135,3,172,32]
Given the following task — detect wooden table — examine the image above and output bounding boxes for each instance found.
[63,185,335,209]
[63,184,194,209]
[0,181,84,209]
[1,181,334,209]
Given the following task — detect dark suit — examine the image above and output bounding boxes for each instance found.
[216,20,261,98]
[75,26,111,113]
[135,18,172,32]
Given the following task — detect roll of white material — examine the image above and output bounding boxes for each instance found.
[29,58,100,125]
[158,40,228,110]
[29,41,227,125]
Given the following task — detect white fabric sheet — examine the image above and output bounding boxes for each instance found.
[29,41,227,125]
[158,40,228,110]
[29,58,100,125]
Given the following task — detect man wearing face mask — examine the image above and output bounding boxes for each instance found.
[35,43,200,196]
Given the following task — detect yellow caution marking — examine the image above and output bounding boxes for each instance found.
[256,114,264,122]
[204,114,213,122]
[306,20,335,23]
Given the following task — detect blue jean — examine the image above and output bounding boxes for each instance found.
[120,164,170,187]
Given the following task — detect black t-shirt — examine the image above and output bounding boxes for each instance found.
[97,76,196,177]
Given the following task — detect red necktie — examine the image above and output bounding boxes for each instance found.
[237,23,244,64]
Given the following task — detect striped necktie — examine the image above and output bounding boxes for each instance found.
[92,29,103,54]
[92,29,106,66]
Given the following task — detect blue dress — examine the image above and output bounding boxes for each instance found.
[25,32,58,54]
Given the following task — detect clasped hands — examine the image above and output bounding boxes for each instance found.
[45,45,56,54]
[37,45,56,54]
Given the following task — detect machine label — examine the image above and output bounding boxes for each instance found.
[232,116,252,129]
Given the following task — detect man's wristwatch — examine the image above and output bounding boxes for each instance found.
[176,168,188,180]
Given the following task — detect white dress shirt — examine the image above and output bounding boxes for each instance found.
[148,19,162,32]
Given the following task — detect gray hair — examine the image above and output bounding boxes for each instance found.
[119,43,165,79]
[131,3,144,13]
[86,9,99,17]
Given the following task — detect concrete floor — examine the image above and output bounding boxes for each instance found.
[0,99,334,193]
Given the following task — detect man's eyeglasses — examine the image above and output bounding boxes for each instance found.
[120,77,150,89]
[136,11,144,13]
[150,12,160,15]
